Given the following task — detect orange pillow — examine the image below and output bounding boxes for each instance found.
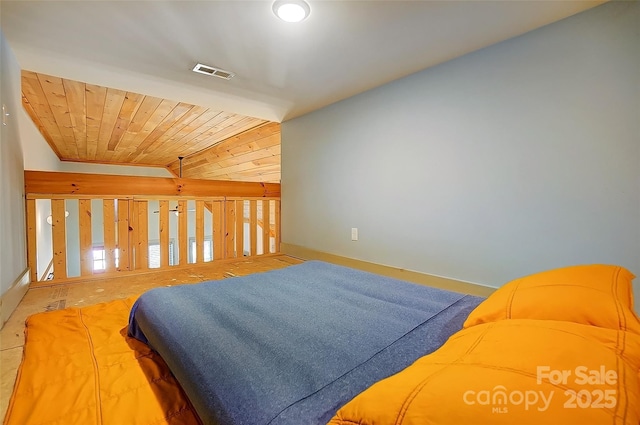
[329,319,640,425]
[463,265,639,333]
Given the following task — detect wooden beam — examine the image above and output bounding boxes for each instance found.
[25,170,280,198]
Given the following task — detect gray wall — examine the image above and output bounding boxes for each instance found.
[282,2,639,292]
[0,30,27,295]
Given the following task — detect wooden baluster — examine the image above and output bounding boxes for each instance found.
[26,199,37,282]
[262,200,271,255]
[178,200,188,265]
[236,200,244,258]
[212,200,223,260]
[250,200,257,256]
[117,199,130,271]
[274,199,281,253]
[103,199,116,272]
[51,199,67,279]
[78,199,93,275]
[159,200,169,267]
[225,200,235,258]
[196,200,204,263]
[136,200,149,270]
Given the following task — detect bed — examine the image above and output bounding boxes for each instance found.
[129,260,640,425]
[127,260,484,425]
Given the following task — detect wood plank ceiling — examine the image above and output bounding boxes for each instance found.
[21,70,281,182]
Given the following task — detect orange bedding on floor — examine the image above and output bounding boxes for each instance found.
[3,297,201,425]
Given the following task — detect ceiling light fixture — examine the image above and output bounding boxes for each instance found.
[272,0,310,23]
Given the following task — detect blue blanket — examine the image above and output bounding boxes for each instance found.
[128,261,483,425]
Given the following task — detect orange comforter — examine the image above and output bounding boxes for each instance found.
[328,318,640,424]
[3,297,200,425]
[329,264,640,425]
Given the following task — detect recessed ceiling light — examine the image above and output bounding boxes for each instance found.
[272,0,311,23]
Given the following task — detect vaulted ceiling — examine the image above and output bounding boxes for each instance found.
[3,1,606,183]
[21,70,279,182]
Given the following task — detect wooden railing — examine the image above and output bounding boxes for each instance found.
[25,171,281,285]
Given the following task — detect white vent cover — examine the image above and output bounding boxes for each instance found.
[192,63,235,80]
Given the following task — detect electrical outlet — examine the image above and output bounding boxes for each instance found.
[351,228,358,241]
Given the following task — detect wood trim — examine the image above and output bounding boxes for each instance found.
[280,243,496,297]
[25,171,280,198]
[1,268,30,328]
[28,253,284,288]
[59,158,170,169]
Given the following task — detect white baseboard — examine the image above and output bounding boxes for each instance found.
[280,243,495,297]
[1,268,30,329]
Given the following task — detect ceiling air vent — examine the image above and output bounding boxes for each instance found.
[192,63,235,80]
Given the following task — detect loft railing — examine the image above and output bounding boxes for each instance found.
[24,171,281,285]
